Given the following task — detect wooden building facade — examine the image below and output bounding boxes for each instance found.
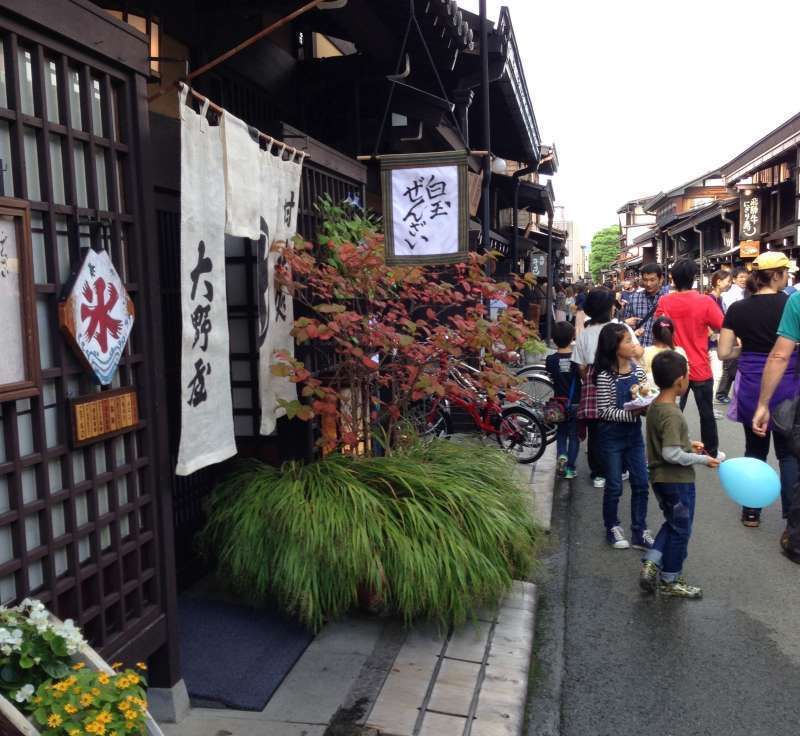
[0,0,557,708]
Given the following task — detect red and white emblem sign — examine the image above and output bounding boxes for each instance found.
[59,249,135,385]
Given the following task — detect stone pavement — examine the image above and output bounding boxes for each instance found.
[159,442,556,736]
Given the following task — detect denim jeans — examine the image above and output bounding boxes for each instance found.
[645,482,696,582]
[556,410,579,472]
[678,379,719,456]
[598,420,649,532]
[742,426,799,517]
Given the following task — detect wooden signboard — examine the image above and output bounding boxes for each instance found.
[70,387,139,447]
[381,151,469,265]
[0,199,40,402]
[59,248,135,386]
[739,240,760,258]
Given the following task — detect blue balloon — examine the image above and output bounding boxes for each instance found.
[718,457,781,508]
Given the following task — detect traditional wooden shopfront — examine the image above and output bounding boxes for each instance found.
[0,0,180,688]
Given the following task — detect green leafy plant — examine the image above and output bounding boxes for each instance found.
[26,662,148,736]
[200,439,539,631]
[0,599,86,703]
[588,224,621,281]
[314,193,382,246]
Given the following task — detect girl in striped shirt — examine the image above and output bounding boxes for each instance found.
[594,323,653,550]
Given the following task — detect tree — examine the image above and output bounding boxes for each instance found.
[588,225,621,282]
[273,197,541,453]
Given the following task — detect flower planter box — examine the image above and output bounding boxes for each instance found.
[0,615,163,736]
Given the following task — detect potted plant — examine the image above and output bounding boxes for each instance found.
[0,599,162,736]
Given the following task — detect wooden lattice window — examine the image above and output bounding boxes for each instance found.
[0,21,163,656]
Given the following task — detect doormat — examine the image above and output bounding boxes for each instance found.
[178,596,314,711]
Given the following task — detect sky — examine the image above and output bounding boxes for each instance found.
[459,0,800,247]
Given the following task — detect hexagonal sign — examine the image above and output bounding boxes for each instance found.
[59,249,135,385]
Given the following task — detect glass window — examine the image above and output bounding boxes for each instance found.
[110,86,120,142]
[0,120,14,197]
[51,502,66,537]
[56,215,71,284]
[23,127,41,200]
[31,211,47,284]
[0,39,7,108]
[68,68,83,130]
[28,559,43,591]
[73,141,88,207]
[74,492,88,527]
[17,400,34,457]
[94,443,106,475]
[0,526,11,564]
[48,459,62,493]
[45,60,60,123]
[17,48,35,116]
[54,548,68,577]
[49,135,66,204]
[25,513,41,550]
[90,78,104,136]
[95,148,108,210]
[0,575,16,604]
[0,476,8,513]
[115,157,126,213]
[21,467,36,503]
[37,296,54,370]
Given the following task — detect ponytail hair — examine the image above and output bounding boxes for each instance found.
[651,316,675,349]
[746,267,783,295]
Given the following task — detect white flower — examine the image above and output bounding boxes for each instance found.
[0,627,23,653]
[13,684,34,703]
[53,619,85,654]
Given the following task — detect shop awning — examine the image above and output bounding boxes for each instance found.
[492,173,555,215]
[667,198,738,237]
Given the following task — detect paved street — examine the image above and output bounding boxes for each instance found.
[560,402,800,736]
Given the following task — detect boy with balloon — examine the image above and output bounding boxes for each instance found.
[640,351,722,598]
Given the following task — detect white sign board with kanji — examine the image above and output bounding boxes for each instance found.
[59,249,134,385]
[381,151,469,265]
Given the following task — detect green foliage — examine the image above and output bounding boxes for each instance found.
[200,440,540,631]
[314,194,382,246]
[588,225,621,281]
[0,599,85,701]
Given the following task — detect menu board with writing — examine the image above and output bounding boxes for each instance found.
[70,387,139,447]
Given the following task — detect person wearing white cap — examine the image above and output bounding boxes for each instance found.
[718,251,799,530]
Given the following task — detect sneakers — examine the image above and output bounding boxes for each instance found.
[557,455,567,476]
[621,471,630,481]
[592,476,606,488]
[639,560,659,594]
[741,507,761,528]
[659,577,703,599]
[630,529,655,551]
[606,525,630,549]
[564,468,577,480]
[716,396,731,405]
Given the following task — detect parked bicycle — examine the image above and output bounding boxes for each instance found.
[415,357,548,464]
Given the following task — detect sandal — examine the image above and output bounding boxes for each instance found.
[741,508,761,528]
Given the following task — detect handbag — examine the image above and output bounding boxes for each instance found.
[545,371,577,424]
[767,350,800,455]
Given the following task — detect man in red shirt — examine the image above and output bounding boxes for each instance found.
[655,259,724,457]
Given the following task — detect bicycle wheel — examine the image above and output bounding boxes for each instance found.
[517,372,554,406]
[408,401,452,439]
[498,405,546,464]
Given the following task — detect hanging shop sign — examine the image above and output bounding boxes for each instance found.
[740,190,761,240]
[739,240,760,258]
[381,151,469,265]
[70,387,139,447]
[530,252,548,278]
[0,199,40,402]
[59,248,135,385]
[176,86,237,476]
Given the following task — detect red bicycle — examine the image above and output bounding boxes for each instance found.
[415,358,547,464]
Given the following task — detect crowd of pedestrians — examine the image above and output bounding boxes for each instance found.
[545,255,800,599]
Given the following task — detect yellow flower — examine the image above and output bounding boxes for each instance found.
[98,673,110,685]
[72,662,86,670]
[111,662,123,670]
[47,713,63,728]
[91,688,101,696]
[136,662,147,671]
[54,681,71,693]
[115,677,130,689]
[33,696,42,704]
[80,692,94,707]
[65,704,78,714]
[68,730,80,736]
[96,711,112,724]
[125,723,135,730]
[126,674,140,686]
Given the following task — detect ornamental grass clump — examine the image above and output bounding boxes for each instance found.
[201,439,539,631]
